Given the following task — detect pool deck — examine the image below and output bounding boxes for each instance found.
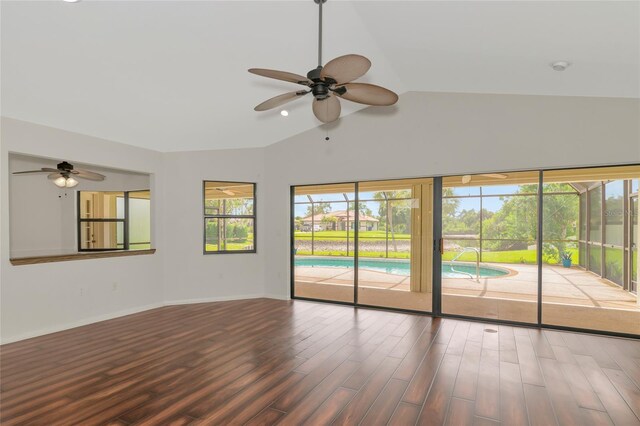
[294,262,640,334]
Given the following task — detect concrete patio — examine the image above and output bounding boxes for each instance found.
[294,262,640,334]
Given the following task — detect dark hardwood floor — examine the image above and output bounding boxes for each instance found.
[1,298,639,425]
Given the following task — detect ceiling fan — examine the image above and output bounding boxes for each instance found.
[13,161,105,188]
[216,188,236,196]
[461,174,508,184]
[248,0,398,123]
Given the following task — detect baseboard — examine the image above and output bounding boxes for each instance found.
[0,301,164,345]
[1,293,293,345]
[163,293,267,305]
[263,293,291,301]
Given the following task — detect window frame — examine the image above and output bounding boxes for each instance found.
[203,181,257,255]
[77,189,151,252]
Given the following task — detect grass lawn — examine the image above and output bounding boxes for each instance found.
[295,250,410,259]
[206,241,253,252]
[295,230,410,241]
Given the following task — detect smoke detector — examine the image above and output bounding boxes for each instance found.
[551,61,571,71]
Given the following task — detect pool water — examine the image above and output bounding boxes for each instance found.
[294,257,509,278]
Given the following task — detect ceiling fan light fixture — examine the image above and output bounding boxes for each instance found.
[280,110,289,117]
[65,177,79,188]
[54,177,67,188]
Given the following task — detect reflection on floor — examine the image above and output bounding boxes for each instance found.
[295,263,640,334]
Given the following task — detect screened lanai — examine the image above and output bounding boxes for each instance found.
[292,166,639,335]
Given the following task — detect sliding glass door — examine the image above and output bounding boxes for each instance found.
[292,165,639,336]
[357,179,433,312]
[293,184,356,303]
[292,178,433,312]
[541,166,640,335]
[440,171,539,324]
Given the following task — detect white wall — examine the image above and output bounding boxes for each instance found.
[1,118,165,343]
[9,153,150,257]
[2,91,639,343]
[161,149,267,303]
[263,92,640,298]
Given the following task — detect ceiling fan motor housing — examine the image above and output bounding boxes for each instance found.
[57,161,74,171]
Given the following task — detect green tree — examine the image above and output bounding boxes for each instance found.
[305,202,331,217]
[373,190,411,252]
[321,215,338,231]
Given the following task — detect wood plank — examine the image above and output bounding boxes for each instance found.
[445,397,475,426]
[475,348,501,421]
[523,384,558,426]
[416,354,463,425]
[388,402,421,426]
[499,361,528,426]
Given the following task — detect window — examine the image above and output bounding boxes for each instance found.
[78,190,151,251]
[203,181,256,254]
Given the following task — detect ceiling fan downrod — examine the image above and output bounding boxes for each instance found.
[315,0,327,67]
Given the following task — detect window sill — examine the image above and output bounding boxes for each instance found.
[10,249,156,266]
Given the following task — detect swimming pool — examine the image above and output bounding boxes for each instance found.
[294,257,510,278]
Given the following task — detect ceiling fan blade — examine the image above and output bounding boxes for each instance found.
[462,175,472,184]
[48,173,62,180]
[254,91,308,112]
[312,96,341,123]
[75,169,105,181]
[13,168,59,175]
[481,173,508,179]
[320,54,371,84]
[248,68,311,86]
[337,83,398,106]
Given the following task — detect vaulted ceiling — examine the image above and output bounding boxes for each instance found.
[2,1,638,152]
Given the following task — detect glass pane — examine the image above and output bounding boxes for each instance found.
[442,171,538,324]
[542,193,579,264]
[589,244,602,275]
[604,247,623,286]
[579,193,587,241]
[358,180,432,312]
[542,166,640,335]
[631,196,637,288]
[589,185,602,242]
[79,221,124,249]
[293,183,355,303]
[204,182,254,216]
[205,218,254,252]
[604,181,624,246]
[129,191,151,250]
[79,192,125,219]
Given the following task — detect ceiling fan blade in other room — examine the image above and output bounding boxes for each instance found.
[321,54,371,85]
[248,68,311,86]
[462,175,472,184]
[75,169,105,181]
[312,95,341,123]
[481,173,508,179]
[337,83,398,106]
[254,91,308,111]
[48,173,63,180]
[13,168,60,175]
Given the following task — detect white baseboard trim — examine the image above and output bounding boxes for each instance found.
[0,302,164,345]
[263,293,291,300]
[164,293,267,306]
[1,293,293,344]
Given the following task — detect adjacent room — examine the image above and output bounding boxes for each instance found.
[1,1,639,425]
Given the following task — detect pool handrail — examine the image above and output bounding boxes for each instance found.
[451,247,480,282]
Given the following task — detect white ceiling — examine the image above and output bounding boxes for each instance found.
[2,1,638,152]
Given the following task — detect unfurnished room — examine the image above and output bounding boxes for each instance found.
[1,0,639,425]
